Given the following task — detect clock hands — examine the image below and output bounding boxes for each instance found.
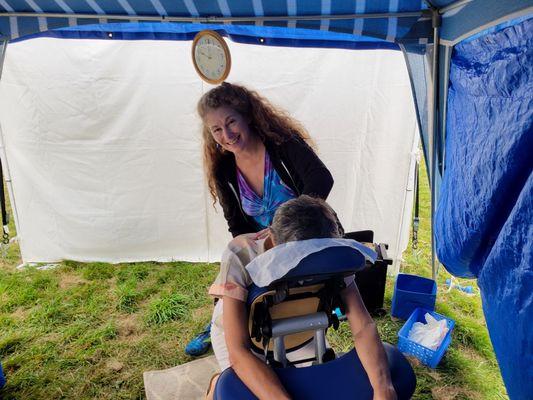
[199,50,212,60]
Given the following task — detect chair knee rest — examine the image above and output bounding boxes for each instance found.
[213,343,416,400]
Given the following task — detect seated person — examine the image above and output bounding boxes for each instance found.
[207,195,397,400]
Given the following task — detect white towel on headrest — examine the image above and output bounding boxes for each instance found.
[245,238,377,287]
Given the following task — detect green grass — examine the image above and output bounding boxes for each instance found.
[0,166,508,399]
[0,258,218,399]
[145,293,190,325]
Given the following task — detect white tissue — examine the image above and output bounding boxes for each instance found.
[408,313,449,350]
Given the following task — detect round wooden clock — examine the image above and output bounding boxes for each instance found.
[192,30,231,84]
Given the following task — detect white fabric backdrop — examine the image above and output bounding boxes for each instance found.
[0,38,418,273]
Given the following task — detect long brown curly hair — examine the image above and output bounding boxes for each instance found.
[197,82,315,204]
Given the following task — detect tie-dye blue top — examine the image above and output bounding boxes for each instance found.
[237,152,296,229]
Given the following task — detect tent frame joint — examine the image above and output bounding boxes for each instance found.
[431,10,442,28]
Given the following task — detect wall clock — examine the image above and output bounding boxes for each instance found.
[192,30,231,84]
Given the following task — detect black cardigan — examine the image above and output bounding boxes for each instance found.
[215,136,334,237]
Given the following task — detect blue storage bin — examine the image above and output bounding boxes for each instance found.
[391,274,437,319]
[397,308,455,368]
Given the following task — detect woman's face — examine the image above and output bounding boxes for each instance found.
[204,106,253,155]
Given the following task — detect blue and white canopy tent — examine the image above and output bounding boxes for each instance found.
[0,1,531,398]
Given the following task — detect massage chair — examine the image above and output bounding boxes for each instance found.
[213,239,417,400]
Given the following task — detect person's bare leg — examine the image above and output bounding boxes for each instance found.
[205,373,220,400]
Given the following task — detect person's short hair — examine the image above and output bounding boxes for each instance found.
[270,195,341,244]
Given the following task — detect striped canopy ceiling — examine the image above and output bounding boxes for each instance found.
[0,0,433,43]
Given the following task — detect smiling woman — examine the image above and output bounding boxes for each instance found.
[197,82,334,238]
[205,106,253,155]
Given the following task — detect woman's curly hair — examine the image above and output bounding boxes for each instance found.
[197,82,315,204]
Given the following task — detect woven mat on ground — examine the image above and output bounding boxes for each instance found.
[144,356,220,400]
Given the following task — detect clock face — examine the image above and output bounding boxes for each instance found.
[192,31,231,84]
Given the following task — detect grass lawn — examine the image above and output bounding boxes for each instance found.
[0,164,507,399]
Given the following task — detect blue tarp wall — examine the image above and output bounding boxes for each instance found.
[435,18,533,399]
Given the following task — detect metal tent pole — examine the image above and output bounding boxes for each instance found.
[0,11,423,23]
[0,39,22,245]
[429,11,441,281]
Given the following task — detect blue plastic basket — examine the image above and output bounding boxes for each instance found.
[391,274,437,319]
[398,308,455,368]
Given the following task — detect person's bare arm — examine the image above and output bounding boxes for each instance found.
[341,283,397,400]
[223,296,291,400]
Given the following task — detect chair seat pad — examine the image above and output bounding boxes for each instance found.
[214,343,416,400]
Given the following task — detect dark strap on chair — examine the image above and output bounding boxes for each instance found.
[344,230,374,243]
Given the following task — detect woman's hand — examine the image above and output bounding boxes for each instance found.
[254,228,271,240]
[255,228,275,250]
[373,384,397,400]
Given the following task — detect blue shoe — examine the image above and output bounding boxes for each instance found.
[185,323,212,356]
